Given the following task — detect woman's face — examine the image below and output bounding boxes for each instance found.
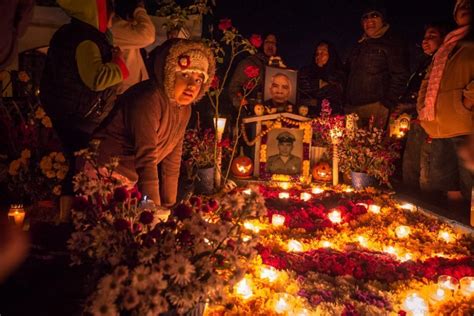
[421,27,443,56]
[174,72,204,105]
[455,1,472,27]
[315,44,329,67]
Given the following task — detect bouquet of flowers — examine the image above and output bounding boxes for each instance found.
[68,147,267,315]
[311,99,345,147]
[3,100,67,203]
[338,125,400,185]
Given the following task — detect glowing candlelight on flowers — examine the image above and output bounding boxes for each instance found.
[300,192,312,201]
[321,241,332,248]
[368,204,381,214]
[260,266,279,283]
[235,278,253,299]
[403,293,428,316]
[438,231,453,243]
[430,287,446,303]
[438,275,459,291]
[279,192,290,199]
[395,225,411,238]
[243,222,260,233]
[328,209,342,224]
[384,246,397,256]
[460,277,474,296]
[312,187,324,194]
[271,214,286,227]
[242,235,252,242]
[296,309,310,316]
[401,253,413,262]
[357,236,368,247]
[287,239,303,252]
[343,187,354,193]
[274,295,290,314]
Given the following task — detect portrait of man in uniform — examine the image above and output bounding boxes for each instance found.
[266,129,303,175]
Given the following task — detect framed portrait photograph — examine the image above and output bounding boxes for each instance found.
[263,67,298,106]
[265,128,304,175]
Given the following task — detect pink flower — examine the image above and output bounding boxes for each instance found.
[249,34,262,48]
[244,65,260,79]
[218,18,232,32]
[208,199,219,211]
[189,196,202,207]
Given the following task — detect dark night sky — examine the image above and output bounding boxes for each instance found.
[208,0,455,69]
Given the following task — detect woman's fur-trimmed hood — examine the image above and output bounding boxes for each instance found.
[153,39,216,104]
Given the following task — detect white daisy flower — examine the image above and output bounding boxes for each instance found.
[132,265,151,291]
[122,289,139,311]
[89,296,118,316]
[169,256,195,286]
[138,246,158,264]
[97,275,121,298]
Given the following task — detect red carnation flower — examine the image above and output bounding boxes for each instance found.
[249,34,262,48]
[139,211,154,225]
[189,196,202,207]
[173,203,193,220]
[114,186,130,202]
[201,205,211,213]
[132,223,143,234]
[210,75,220,89]
[218,18,232,32]
[114,218,131,231]
[221,210,233,221]
[208,199,219,211]
[130,187,142,201]
[244,65,260,79]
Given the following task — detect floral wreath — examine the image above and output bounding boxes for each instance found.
[178,55,191,69]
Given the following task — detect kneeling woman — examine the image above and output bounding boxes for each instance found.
[93,40,215,206]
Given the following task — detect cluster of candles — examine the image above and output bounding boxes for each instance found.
[8,205,26,226]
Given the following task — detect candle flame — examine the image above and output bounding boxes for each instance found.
[328,210,342,224]
[287,240,303,252]
[235,278,253,299]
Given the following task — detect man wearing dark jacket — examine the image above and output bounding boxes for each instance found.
[345,6,409,128]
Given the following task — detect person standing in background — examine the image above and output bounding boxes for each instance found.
[111,0,155,95]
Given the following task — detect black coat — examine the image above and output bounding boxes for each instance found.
[345,28,410,109]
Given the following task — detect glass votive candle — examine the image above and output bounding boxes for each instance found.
[328,209,342,224]
[279,182,291,190]
[460,277,474,296]
[300,192,312,202]
[368,204,381,214]
[311,187,324,194]
[271,214,285,227]
[321,240,332,248]
[242,188,252,196]
[8,204,26,226]
[279,192,290,199]
[438,275,459,291]
[438,231,453,243]
[287,239,303,252]
[430,287,447,303]
[260,266,279,283]
[400,203,416,212]
[395,225,411,238]
[403,293,429,316]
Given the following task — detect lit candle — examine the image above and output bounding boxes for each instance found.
[243,222,260,233]
[300,192,312,202]
[213,117,227,136]
[279,182,291,190]
[328,209,342,224]
[321,241,332,248]
[395,225,411,238]
[343,187,354,193]
[460,277,474,296]
[384,246,397,256]
[8,204,26,226]
[272,214,286,227]
[438,231,453,243]
[260,266,279,283]
[400,203,416,212]
[235,278,253,299]
[430,287,446,303]
[438,275,459,291]
[242,188,252,196]
[287,239,303,252]
[312,187,324,194]
[401,253,413,262]
[279,192,290,199]
[296,309,310,316]
[274,295,290,314]
[242,235,252,242]
[357,236,368,247]
[403,293,428,316]
[368,204,381,214]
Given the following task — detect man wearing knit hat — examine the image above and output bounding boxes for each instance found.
[93,40,215,206]
[345,4,409,129]
[416,0,474,201]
